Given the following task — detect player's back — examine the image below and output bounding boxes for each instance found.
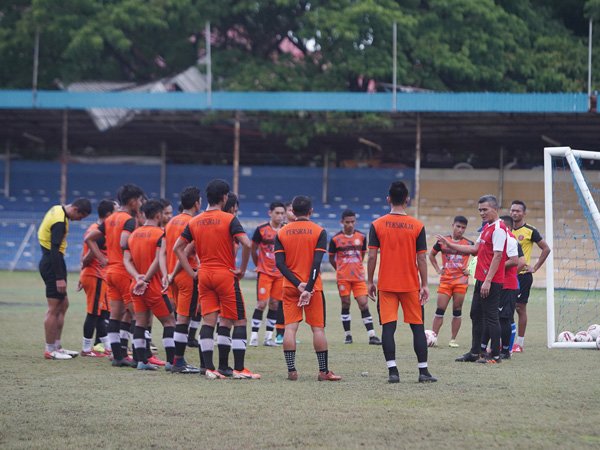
[165,213,197,272]
[103,211,135,274]
[128,225,164,293]
[330,231,366,281]
[81,222,106,279]
[276,219,327,290]
[186,209,241,271]
[370,213,426,292]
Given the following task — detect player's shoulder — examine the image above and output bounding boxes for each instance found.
[256,222,270,231]
[332,230,344,239]
[355,230,366,237]
[464,238,475,245]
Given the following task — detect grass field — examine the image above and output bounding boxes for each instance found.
[1,271,599,449]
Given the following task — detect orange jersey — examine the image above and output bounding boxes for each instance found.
[99,211,136,276]
[369,213,427,292]
[252,222,282,276]
[181,209,246,272]
[81,222,107,280]
[432,236,473,284]
[274,219,327,291]
[328,231,366,282]
[126,225,164,296]
[165,212,198,272]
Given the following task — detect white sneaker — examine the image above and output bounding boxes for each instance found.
[58,348,79,358]
[45,350,72,360]
[249,335,259,347]
[263,339,277,347]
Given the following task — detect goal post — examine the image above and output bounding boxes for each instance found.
[544,146,600,348]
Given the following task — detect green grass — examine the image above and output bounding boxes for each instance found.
[1,271,599,449]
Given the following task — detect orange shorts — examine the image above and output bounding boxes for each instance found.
[257,273,283,301]
[337,280,368,298]
[438,280,469,297]
[198,270,245,320]
[282,286,326,328]
[174,271,199,317]
[377,290,423,325]
[80,275,108,315]
[131,287,173,318]
[106,270,132,305]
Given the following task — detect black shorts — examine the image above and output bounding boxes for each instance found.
[517,272,533,304]
[498,289,518,319]
[39,254,67,300]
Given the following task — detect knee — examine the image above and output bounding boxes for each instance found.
[435,307,446,318]
[341,299,351,309]
[452,309,462,319]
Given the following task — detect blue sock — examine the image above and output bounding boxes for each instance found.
[509,322,517,349]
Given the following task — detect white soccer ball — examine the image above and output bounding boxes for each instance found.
[425,330,437,347]
[557,331,575,342]
[596,335,600,350]
[574,331,593,342]
[587,324,600,340]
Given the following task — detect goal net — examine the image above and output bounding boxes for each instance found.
[545,147,600,348]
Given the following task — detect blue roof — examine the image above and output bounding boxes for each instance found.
[0,90,589,113]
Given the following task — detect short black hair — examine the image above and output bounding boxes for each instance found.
[141,199,163,220]
[292,195,312,216]
[341,209,356,220]
[453,215,468,225]
[284,201,292,208]
[159,198,171,209]
[206,179,230,206]
[269,201,285,211]
[180,186,200,210]
[71,198,92,216]
[178,203,184,213]
[97,199,115,219]
[117,184,144,206]
[223,192,239,212]
[500,215,514,229]
[388,181,409,206]
[511,200,527,212]
[478,194,498,209]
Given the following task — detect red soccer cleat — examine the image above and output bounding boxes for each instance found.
[512,344,523,353]
[318,370,342,381]
[147,355,166,366]
[233,368,261,379]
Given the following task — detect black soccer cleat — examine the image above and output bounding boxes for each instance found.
[344,334,353,344]
[218,366,234,378]
[455,352,480,362]
[388,373,400,383]
[418,373,438,383]
[369,336,382,345]
[499,352,511,360]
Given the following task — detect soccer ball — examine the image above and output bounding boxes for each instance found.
[587,324,600,340]
[557,331,575,342]
[425,330,437,347]
[574,331,592,342]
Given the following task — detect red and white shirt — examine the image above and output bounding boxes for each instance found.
[475,219,508,284]
[503,231,523,290]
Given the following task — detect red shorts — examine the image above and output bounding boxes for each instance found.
[337,280,368,298]
[174,271,199,317]
[198,270,245,321]
[106,270,132,305]
[80,275,108,315]
[257,273,283,301]
[131,286,173,318]
[282,286,326,328]
[378,290,423,325]
[438,280,469,297]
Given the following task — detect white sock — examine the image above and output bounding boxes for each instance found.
[516,336,524,346]
[368,329,375,337]
[45,343,56,352]
[345,330,352,337]
[54,339,62,349]
[100,336,110,348]
[251,331,258,340]
[386,360,397,368]
[265,331,273,341]
[82,337,94,352]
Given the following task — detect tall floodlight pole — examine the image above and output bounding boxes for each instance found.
[206,21,212,108]
[588,18,593,107]
[392,22,397,111]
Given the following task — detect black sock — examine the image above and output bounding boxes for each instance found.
[174,323,189,359]
[382,321,397,365]
[410,323,430,375]
[95,313,107,340]
[199,325,214,370]
[341,307,351,332]
[108,319,123,360]
[316,350,328,373]
[361,308,374,332]
[284,350,296,372]
[500,318,511,354]
[251,309,263,333]
[266,308,277,332]
[133,326,147,364]
[83,313,97,340]
[276,302,285,335]
[120,321,131,353]
[217,326,231,370]
[232,326,247,371]
[163,326,175,364]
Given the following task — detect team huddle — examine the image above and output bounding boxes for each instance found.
[37,179,549,383]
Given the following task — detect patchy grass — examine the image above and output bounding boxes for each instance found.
[0,271,599,449]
